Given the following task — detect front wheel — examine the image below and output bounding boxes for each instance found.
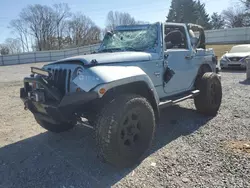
[194,72,222,116]
[95,94,155,168]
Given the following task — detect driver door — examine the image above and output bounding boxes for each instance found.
[163,25,197,96]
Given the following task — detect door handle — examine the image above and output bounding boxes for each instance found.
[154,72,161,77]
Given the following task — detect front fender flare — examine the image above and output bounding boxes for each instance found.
[84,66,160,104]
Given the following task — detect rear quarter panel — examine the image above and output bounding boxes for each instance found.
[196,48,216,72]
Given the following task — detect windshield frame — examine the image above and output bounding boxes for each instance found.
[98,23,161,53]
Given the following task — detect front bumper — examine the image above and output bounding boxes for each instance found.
[220,61,247,69]
[20,77,98,124]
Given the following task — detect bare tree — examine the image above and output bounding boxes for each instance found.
[0,38,21,55]
[53,3,71,49]
[9,3,100,51]
[84,25,101,44]
[9,19,30,52]
[241,0,250,9]
[4,38,22,54]
[64,21,74,47]
[68,13,101,47]
[106,11,137,31]
[222,7,247,28]
[19,4,56,51]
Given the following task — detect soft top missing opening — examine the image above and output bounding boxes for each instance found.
[187,23,206,49]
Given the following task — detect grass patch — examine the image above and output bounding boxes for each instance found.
[226,141,250,154]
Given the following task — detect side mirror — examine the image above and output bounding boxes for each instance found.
[190,37,199,47]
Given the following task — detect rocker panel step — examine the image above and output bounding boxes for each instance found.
[159,90,200,109]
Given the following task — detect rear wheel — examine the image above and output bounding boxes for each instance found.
[194,72,222,116]
[95,94,155,167]
[35,118,76,133]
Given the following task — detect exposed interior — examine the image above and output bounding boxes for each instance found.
[164,23,206,50]
[164,25,188,50]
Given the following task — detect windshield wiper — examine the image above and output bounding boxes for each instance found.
[98,48,123,53]
[99,47,142,53]
[124,47,142,52]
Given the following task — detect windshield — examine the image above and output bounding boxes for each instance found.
[230,45,250,53]
[99,24,158,52]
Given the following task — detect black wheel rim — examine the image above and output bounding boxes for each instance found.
[120,111,142,148]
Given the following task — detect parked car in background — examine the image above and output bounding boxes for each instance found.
[220,44,250,69]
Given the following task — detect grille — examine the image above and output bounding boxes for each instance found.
[228,57,242,62]
[47,68,71,95]
[228,64,241,67]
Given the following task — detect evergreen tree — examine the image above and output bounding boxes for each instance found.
[167,0,197,23]
[194,0,211,29]
[210,12,225,29]
[167,0,211,29]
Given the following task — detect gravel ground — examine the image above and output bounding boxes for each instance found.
[0,63,249,188]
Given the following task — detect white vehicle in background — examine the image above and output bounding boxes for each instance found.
[220,44,250,69]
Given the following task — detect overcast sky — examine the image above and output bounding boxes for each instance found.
[0,0,240,43]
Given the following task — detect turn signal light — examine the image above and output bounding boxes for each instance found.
[99,88,106,95]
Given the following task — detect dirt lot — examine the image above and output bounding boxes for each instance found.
[0,63,250,188]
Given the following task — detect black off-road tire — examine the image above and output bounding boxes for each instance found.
[95,94,155,168]
[35,118,75,133]
[194,72,222,116]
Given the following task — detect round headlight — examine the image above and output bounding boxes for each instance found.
[72,67,84,80]
[76,67,83,75]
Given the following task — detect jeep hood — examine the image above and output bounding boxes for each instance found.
[52,52,159,65]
